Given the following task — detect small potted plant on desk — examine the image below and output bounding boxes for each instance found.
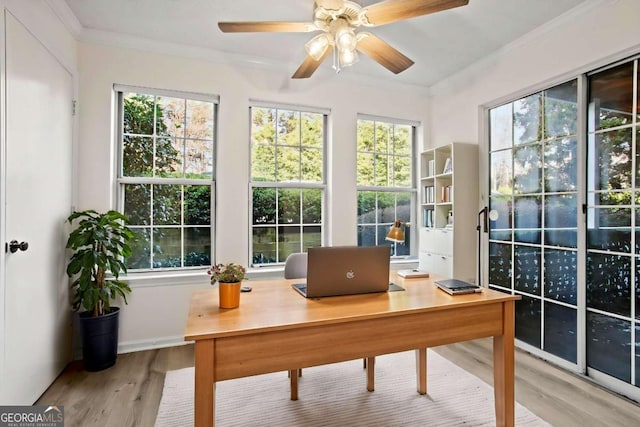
[65,209,134,371]
[208,263,246,308]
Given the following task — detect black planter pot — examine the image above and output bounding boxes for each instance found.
[79,307,120,372]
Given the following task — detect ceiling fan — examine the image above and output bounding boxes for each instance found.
[218,0,469,79]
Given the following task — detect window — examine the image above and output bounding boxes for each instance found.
[488,79,579,362]
[250,104,326,266]
[116,86,217,270]
[356,116,416,256]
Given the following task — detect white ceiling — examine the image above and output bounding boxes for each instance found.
[63,0,588,88]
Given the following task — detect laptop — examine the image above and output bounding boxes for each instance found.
[292,246,402,298]
[434,278,482,295]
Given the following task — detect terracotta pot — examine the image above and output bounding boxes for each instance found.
[219,282,241,308]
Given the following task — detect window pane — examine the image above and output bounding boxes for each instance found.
[127,228,150,269]
[252,227,276,265]
[393,155,412,187]
[277,110,300,146]
[490,104,513,151]
[357,152,375,186]
[153,227,182,268]
[185,138,213,178]
[276,146,301,182]
[514,245,541,296]
[544,303,577,363]
[544,194,577,247]
[489,195,512,241]
[514,196,541,244]
[357,120,375,152]
[489,242,512,288]
[588,62,634,131]
[153,185,181,225]
[545,80,578,138]
[124,184,150,225]
[544,249,577,304]
[358,191,376,224]
[374,154,390,186]
[358,225,376,246]
[278,188,301,224]
[185,185,211,225]
[184,227,211,266]
[252,144,276,181]
[396,192,411,223]
[252,108,276,144]
[123,136,153,177]
[303,225,322,250]
[156,96,185,138]
[123,93,154,135]
[253,187,276,224]
[301,148,323,182]
[589,128,633,191]
[394,125,412,156]
[155,137,182,178]
[514,93,541,145]
[545,137,577,192]
[586,252,631,316]
[515,295,541,347]
[185,99,214,140]
[514,144,542,194]
[587,207,631,252]
[302,189,322,224]
[377,192,394,224]
[587,312,631,382]
[278,225,301,262]
[490,149,512,195]
[301,112,323,148]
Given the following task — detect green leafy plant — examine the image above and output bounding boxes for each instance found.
[208,263,246,284]
[66,210,134,317]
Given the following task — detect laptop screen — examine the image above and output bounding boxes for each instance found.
[302,246,391,298]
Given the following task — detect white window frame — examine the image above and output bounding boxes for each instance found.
[248,101,328,267]
[114,84,218,272]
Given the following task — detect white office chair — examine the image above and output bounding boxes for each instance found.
[284,252,375,400]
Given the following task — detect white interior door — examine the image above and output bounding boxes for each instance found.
[0,11,73,404]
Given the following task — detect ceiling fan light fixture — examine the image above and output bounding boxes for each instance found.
[335,27,357,51]
[305,33,332,61]
[338,46,359,68]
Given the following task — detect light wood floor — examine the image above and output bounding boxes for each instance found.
[37,339,640,427]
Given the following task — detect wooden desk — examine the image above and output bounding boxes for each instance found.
[184,274,519,426]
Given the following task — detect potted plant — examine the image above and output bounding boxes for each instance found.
[208,263,246,308]
[66,209,134,371]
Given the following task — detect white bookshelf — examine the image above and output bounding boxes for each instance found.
[418,143,478,282]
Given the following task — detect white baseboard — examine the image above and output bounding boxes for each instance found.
[117,336,192,354]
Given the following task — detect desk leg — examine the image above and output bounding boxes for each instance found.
[415,348,427,395]
[194,340,215,427]
[366,357,375,392]
[493,300,515,427]
[290,370,299,401]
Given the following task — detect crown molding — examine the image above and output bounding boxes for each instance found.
[45,0,82,38]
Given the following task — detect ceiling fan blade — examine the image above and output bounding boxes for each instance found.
[315,0,344,10]
[356,33,414,74]
[218,22,316,33]
[292,46,334,79]
[363,0,468,26]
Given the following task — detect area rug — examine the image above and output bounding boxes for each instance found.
[155,350,550,426]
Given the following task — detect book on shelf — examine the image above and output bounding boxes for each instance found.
[440,185,452,203]
[427,159,435,177]
[423,185,435,204]
[423,207,434,227]
[442,157,452,174]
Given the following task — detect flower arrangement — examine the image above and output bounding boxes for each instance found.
[208,263,246,284]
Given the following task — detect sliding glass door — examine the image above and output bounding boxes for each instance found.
[487,56,640,398]
[586,60,639,387]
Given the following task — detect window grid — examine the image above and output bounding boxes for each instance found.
[116,88,216,271]
[356,118,415,257]
[250,106,326,266]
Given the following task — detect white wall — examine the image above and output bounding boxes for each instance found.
[428,0,640,187]
[76,42,429,349]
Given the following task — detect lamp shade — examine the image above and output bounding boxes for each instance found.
[305,33,331,61]
[385,220,404,243]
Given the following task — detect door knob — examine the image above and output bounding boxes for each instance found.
[6,240,29,253]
